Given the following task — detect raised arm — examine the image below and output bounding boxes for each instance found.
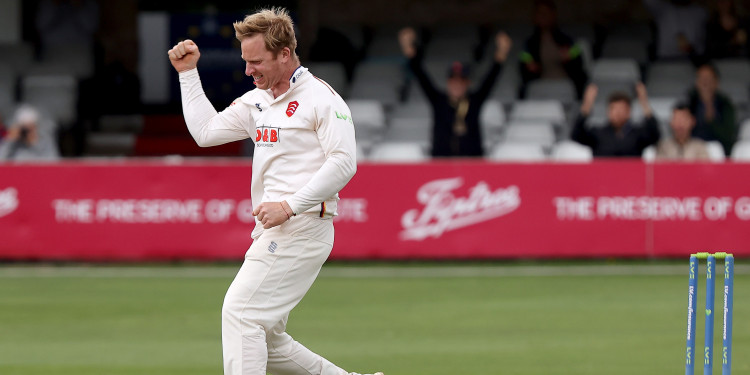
[169,40,253,146]
[474,31,512,102]
[399,27,441,102]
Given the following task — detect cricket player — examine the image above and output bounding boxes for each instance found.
[167,7,382,375]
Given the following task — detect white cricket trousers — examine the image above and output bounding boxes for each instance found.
[222,214,348,375]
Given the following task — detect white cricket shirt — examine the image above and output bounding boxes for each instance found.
[178,66,357,239]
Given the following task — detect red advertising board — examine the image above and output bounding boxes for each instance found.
[0,160,748,261]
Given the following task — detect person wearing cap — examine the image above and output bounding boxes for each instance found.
[0,104,60,162]
[398,27,511,157]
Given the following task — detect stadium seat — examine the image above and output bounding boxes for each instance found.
[560,24,596,45]
[730,141,750,161]
[488,142,547,161]
[591,59,641,83]
[509,100,566,126]
[489,63,520,104]
[369,141,428,162]
[480,99,505,145]
[0,62,14,117]
[348,80,401,108]
[715,59,750,84]
[739,118,750,140]
[526,79,577,104]
[632,97,678,125]
[720,81,749,108]
[646,79,691,98]
[391,101,431,120]
[21,75,77,125]
[424,35,477,61]
[86,133,136,157]
[307,62,348,96]
[601,38,649,66]
[347,99,386,146]
[0,42,34,74]
[607,22,654,44]
[642,145,656,162]
[383,117,431,147]
[647,60,695,83]
[41,43,94,79]
[356,143,367,162]
[366,25,406,59]
[352,61,405,88]
[706,141,726,162]
[551,140,593,162]
[503,121,556,148]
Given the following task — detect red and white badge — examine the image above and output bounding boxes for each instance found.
[286,101,299,117]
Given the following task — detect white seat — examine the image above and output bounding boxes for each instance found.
[591,58,641,83]
[503,121,556,148]
[739,118,750,140]
[86,133,136,156]
[383,117,431,146]
[490,64,520,104]
[632,97,678,124]
[720,81,749,107]
[480,99,505,144]
[352,61,405,87]
[526,79,577,104]
[715,59,750,84]
[551,140,593,162]
[348,80,401,108]
[488,142,546,161]
[509,100,566,125]
[21,75,77,125]
[706,141,726,162]
[642,145,656,162]
[646,79,691,98]
[348,99,386,146]
[369,141,428,162]
[647,61,695,82]
[307,62,348,95]
[730,141,750,161]
[391,101,431,121]
[601,38,649,65]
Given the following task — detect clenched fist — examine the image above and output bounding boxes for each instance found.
[167,39,201,73]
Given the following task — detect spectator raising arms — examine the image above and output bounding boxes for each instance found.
[571,83,660,157]
[656,103,710,161]
[398,27,512,157]
[687,63,737,155]
[519,0,587,98]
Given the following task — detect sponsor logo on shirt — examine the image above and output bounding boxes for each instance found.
[335,111,353,125]
[0,187,19,218]
[255,125,281,147]
[286,101,299,117]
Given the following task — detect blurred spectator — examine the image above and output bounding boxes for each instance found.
[706,0,749,59]
[36,0,99,56]
[687,63,736,155]
[398,27,512,157]
[0,105,60,162]
[656,103,710,160]
[520,0,587,98]
[643,0,707,60]
[571,83,660,157]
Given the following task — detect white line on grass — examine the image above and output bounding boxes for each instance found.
[0,264,748,279]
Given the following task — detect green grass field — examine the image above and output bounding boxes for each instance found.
[0,262,747,375]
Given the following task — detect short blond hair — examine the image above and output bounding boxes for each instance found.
[233,7,297,58]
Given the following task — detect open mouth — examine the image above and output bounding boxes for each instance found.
[253,74,264,85]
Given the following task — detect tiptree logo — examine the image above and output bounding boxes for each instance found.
[0,187,19,218]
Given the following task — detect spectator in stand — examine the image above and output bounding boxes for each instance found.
[706,0,749,58]
[571,83,660,157]
[519,0,587,98]
[398,27,512,157]
[643,0,707,60]
[0,105,60,162]
[687,63,736,155]
[656,103,710,160]
[36,0,99,57]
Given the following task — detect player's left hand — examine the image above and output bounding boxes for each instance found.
[253,201,291,229]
